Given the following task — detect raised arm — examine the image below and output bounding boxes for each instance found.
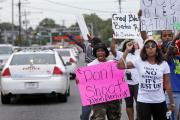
[138,9,148,41]
[66,34,84,49]
[117,43,135,69]
[166,32,180,60]
[111,34,117,57]
[172,32,180,46]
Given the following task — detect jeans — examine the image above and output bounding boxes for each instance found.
[80,106,91,120]
[165,92,180,120]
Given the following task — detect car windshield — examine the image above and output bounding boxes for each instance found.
[10,54,55,65]
[58,50,70,57]
[0,46,13,54]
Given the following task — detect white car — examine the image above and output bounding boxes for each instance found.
[54,48,77,79]
[72,47,79,59]
[0,49,70,104]
[0,44,14,71]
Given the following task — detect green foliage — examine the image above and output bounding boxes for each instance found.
[36,14,113,45]
[83,14,112,45]
[39,18,57,28]
[100,19,112,46]
[0,22,17,31]
[84,14,103,36]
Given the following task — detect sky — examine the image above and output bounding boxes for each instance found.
[0,0,140,28]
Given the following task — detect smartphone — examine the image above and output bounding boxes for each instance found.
[126,71,132,80]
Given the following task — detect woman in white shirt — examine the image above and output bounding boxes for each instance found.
[111,38,140,120]
[90,42,121,120]
[117,38,174,120]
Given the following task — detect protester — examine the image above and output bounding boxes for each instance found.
[178,107,180,120]
[67,34,102,120]
[80,37,101,120]
[117,38,174,120]
[161,30,174,42]
[111,37,139,120]
[88,42,121,120]
[164,32,180,120]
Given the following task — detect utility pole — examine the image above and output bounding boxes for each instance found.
[18,0,22,46]
[11,0,14,45]
[22,10,42,46]
[62,19,65,27]
[61,19,65,45]
[23,10,29,45]
[118,0,121,13]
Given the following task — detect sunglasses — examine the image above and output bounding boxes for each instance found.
[144,43,157,49]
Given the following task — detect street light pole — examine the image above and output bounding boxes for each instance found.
[11,0,14,45]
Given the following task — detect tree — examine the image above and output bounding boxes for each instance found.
[39,18,57,28]
[99,19,112,46]
[0,22,18,31]
[84,14,112,45]
[84,13,103,36]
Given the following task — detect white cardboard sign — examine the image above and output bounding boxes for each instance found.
[140,0,180,31]
[112,13,141,39]
[76,14,89,40]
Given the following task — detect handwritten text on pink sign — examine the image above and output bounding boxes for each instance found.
[76,61,130,106]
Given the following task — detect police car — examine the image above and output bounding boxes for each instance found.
[0,48,70,104]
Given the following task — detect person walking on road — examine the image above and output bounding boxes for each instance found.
[89,42,121,120]
[163,32,180,120]
[111,37,139,120]
[117,38,174,120]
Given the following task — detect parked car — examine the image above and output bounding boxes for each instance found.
[0,44,14,71]
[54,48,77,79]
[72,46,79,59]
[0,49,70,104]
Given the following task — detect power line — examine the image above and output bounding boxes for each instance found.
[0,0,10,3]
[25,6,74,14]
[25,5,116,16]
[45,0,118,13]
[1,1,118,15]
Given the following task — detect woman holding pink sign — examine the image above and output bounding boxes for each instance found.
[88,42,121,120]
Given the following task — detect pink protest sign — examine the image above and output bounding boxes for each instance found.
[76,61,130,106]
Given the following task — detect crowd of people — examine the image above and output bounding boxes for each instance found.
[70,12,180,120]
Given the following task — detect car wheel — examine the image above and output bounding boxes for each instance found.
[57,93,67,103]
[70,73,76,80]
[1,93,11,104]
[67,87,70,96]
